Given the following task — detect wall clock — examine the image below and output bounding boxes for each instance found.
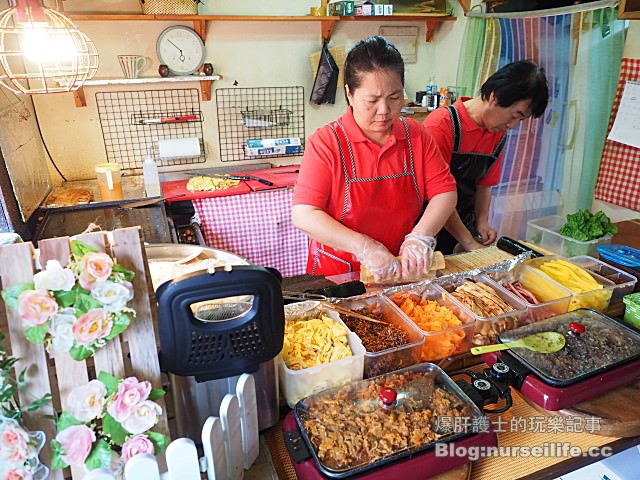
[156,26,205,76]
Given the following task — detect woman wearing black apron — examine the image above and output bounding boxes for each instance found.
[424,60,549,254]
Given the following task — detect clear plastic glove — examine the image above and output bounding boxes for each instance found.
[356,237,401,283]
[399,232,436,280]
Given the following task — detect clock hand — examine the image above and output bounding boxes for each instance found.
[168,39,183,54]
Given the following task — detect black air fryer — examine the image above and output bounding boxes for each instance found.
[156,265,285,437]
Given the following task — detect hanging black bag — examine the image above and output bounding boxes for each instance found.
[310,40,339,105]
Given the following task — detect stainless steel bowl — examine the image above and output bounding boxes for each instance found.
[145,243,249,266]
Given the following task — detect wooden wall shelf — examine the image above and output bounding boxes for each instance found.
[67,13,457,42]
[72,75,221,107]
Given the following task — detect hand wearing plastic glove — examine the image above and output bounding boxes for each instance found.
[355,236,401,283]
[399,232,437,280]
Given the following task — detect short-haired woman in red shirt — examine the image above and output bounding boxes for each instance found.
[292,35,457,283]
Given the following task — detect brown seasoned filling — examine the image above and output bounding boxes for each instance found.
[341,315,409,352]
[507,316,640,381]
[301,371,472,471]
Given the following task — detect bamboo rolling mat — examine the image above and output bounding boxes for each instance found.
[439,246,514,275]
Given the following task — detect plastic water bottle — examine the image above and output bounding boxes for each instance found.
[143,153,161,197]
[426,76,438,111]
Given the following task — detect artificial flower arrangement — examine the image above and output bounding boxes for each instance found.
[1,332,51,480]
[52,372,169,472]
[1,240,135,361]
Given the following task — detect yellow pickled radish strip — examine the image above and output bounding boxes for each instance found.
[538,260,602,293]
[520,268,569,302]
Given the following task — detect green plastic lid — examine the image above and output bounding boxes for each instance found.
[623,292,640,307]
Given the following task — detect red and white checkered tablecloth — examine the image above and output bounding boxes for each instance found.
[594,57,640,211]
[192,188,309,277]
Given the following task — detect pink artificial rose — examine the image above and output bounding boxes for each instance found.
[107,377,152,423]
[55,425,95,466]
[81,252,113,282]
[121,434,155,463]
[79,271,97,291]
[4,469,32,480]
[17,290,58,327]
[1,426,29,463]
[72,309,112,346]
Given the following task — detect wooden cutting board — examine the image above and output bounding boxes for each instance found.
[235,164,300,192]
[160,178,252,203]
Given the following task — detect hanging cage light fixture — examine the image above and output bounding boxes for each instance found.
[0,0,98,95]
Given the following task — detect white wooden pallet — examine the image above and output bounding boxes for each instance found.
[0,227,168,479]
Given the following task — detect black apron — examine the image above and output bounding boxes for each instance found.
[437,105,506,254]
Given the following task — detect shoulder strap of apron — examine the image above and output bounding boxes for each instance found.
[446,105,461,152]
[492,134,507,158]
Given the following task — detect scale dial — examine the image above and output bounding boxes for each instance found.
[156,26,205,76]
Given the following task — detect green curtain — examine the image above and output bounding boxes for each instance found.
[455,16,486,97]
[566,7,626,211]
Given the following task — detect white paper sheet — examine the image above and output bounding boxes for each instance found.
[608,81,640,149]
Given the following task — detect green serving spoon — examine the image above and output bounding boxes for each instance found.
[471,332,566,355]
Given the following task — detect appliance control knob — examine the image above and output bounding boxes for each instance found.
[379,386,397,406]
[473,378,492,391]
[492,362,510,380]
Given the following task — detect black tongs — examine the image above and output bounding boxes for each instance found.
[213,173,273,186]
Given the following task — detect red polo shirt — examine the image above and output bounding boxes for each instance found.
[423,97,505,186]
[293,108,456,219]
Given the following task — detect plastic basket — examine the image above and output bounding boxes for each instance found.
[141,0,198,15]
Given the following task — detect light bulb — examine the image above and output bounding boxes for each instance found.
[22,25,76,63]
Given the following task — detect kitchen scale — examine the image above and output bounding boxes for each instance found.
[481,309,640,411]
[283,364,498,480]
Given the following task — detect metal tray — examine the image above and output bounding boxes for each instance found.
[499,309,640,387]
[293,363,484,478]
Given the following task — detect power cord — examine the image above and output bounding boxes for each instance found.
[33,105,68,182]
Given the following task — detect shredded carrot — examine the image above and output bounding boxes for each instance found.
[389,293,466,361]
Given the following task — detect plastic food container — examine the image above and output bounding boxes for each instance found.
[499,309,640,386]
[489,267,572,323]
[334,295,425,378]
[623,292,640,329]
[279,301,365,408]
[526,215,613,257]
[525,256,615,312]
[293,363,484,478]
[597,244,640,293]
[384,283,475,361]
[568,256,637,304]
[437,275,528,347]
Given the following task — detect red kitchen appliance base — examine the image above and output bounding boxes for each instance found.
[282,412,496,479]
[483,352,640,411]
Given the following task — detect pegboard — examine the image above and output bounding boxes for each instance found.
[216,86,305,163]
[96,88,206,171]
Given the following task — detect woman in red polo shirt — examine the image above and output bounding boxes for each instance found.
[292,36,457,283]
[424,61,549,254]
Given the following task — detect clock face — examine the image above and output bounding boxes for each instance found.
[156,26,205,76]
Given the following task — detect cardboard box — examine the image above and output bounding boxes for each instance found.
[384,4,393,15]
[244,145,302,157]
[355,4,374,15]
[245,137,301,148]
[374,4,384,15]
[328,1,355,16]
